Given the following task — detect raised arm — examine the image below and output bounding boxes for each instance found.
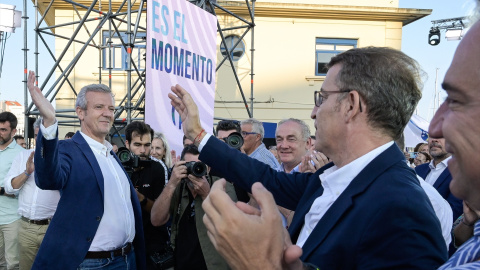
[27,71,56,127]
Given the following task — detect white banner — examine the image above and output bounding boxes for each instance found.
[404,114,430,148]
[146,0,217,154]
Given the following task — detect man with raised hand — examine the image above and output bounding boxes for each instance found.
[26,71,146,270]
[169,47,446,269]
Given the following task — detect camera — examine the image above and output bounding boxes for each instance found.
[117,147,140,168]
[185,161,207,178]
[223,132,243,150]
[117,147,152,176]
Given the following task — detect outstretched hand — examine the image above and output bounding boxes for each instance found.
[168,84,204,142]
[27,71,55,127]
[202,180,303,270]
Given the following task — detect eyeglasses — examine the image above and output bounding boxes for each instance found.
[314,89,363,112]
[241,131,257,137]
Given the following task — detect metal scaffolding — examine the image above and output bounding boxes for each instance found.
[23,0,255,144]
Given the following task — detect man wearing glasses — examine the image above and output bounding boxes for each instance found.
[169,46,446,269]
[240,118,279,170]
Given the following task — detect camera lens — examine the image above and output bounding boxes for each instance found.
[117,148,131,163]
[185,161,207,178]
[225,132,244,150]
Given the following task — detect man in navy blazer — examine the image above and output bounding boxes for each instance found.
[169,47,447,269]
[26,71,146,269]
[415,138,463,221]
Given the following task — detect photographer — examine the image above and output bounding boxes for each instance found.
[151,144,235,270]
[124,121,170,270]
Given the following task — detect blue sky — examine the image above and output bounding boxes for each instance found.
[0,0,476,122]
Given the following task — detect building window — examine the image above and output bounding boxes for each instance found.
[102,31,146,71]
[220,35,245,61]
[315,38,357,76]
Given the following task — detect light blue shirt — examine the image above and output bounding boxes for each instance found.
[438,220,480,269]
[0,140,23,224]
[249,143,279,170]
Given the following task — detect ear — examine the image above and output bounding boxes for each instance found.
[76,106,84,122]
[306,137,312,148]
[344,91,362,121]
[125,140,130,150]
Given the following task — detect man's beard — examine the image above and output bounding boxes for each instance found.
[0,135,11,145]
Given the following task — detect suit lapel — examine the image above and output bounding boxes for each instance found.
[72,133,105,200]
[433,168,451,190]
[300,144,405,259]
[417,164,431,179]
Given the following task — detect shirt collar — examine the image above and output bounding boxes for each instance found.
[428,156,452,170]
[250,143,265,156]
[320,141,394,195]
[79,131,113,156]
[0,139,17,152]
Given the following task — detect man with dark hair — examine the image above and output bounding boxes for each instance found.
[170,46,446,269]
[151,144,233,270]
[215,120,240,137]
[0,111,23,269]
[4,117,60,270]
[13,135,26,149]
[124,121,170,270]
[64,132,75,139]
[26,71,146,269]
[214,120,248,202]
[416,138,462,222]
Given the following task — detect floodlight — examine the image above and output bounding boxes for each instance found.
[428,28,441,46]
[445,28,464,41]
[0,4,22,33]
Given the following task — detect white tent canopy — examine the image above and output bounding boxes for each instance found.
[404,114,430,148]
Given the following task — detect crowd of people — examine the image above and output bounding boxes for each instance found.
[0,1,479,270]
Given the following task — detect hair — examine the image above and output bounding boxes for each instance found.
[395,133,406,151]
[0,112,18,129]
[65,132,75,138]
[276,118,311,141]
[216,120,241,133]
[125,121,154,143]
[418,151,432,163]
[413,142,428,154]
[240,118,264,139]
[75,84,114,110]
[33,117,42,130]
[153,132,172,167]
[327,47,424,140]
[13,135,24,141]
[181,144,200,160]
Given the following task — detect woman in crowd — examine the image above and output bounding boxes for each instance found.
[413,151,432,167]
[151,132,173,168]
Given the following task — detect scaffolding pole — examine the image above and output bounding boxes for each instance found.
[24,0,256,141]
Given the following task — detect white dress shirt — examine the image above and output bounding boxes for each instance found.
[41,123,135,251]
[4,149,60,220]
[295,142,394,247]
[424,156,452,186]
[417,175,452,247]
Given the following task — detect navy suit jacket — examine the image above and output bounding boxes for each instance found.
[415,163,463,221]
[200,137,447,269]
[32,130,146,269]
